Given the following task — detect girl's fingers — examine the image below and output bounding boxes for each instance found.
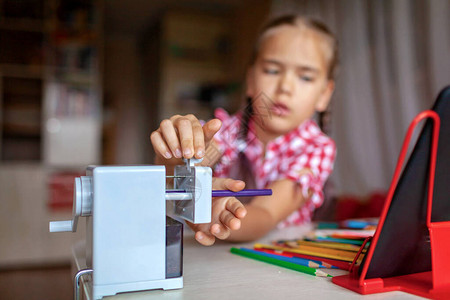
[150,131,172,159]
[210,222,232,240]
[203,119,222,144]
[183,114,205,158]
[224,178,246,192]
[195,231,215,246]
[219,209,241,231]
[192,121,205,159]
[159,119,182,158]
[211,177,226,189]
[155,115,219,161]
[225,197,247,219]
[176,118,194,158]
[212,178,245,191]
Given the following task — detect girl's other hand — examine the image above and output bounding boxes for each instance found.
[150,114,222,161]
[188,178,247,246]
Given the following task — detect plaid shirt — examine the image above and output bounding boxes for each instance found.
[211,108,336,227]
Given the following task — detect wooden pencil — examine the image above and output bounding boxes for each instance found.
[241,247,324,268]
[256,248,350,270]
[286,240,365,252]
[230,247,332,277]
[254,243,362,262]
[312,236,364,245]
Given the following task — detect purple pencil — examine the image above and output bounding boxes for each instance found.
[211,189,272,197]
[167,189,272,197]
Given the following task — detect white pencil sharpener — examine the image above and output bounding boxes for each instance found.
[49,159,211,299]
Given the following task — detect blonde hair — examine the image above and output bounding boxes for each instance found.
[250,15,339,80]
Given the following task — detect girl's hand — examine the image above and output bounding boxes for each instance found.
[150,114,222,161]
[188,178,247,246]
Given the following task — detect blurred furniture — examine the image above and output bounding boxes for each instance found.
[142,9,236,129]
[0,0,102,266]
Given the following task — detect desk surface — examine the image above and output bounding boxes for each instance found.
[79,225,422,300]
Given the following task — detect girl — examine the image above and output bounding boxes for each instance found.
[151,15,338,246]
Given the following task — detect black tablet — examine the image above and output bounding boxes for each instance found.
[362,86,450,279]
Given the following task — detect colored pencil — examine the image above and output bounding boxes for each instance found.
[251,248,338,269]
[313,229,375,239]
[254,243,361,262]
[283,240,364,252]
[255,248,350,271]
[331,233,368,239]
[311,236,365,245]
[278,237,364,246]
[211,189,272,197]
[316,221,339,229]
[230,247,332,277]
[341,218,378,229]
[277,243,359,260]
[166,189,272,197]
[239,247,325,268]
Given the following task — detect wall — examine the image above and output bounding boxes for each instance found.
[103,34,147,164]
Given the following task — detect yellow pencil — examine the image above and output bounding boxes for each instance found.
[254,243,363,263]
[287,240,365,252]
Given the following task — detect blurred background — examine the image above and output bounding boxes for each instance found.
[0,0,448,299]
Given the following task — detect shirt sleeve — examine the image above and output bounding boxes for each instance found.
[284,138,336,221]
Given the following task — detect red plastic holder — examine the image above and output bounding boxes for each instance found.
[332,110,450,299]
[48,172,82,210]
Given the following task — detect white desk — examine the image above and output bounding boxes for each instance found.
[74,225,423,300]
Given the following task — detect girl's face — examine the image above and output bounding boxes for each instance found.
[246,25,334,139]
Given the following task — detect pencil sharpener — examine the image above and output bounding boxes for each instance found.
[49,160,211,299]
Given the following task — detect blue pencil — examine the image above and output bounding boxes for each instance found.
[239,247,327,268]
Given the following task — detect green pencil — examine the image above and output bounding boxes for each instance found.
[230,247,332,277]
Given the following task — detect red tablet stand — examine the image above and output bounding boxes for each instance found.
[332,110,450,299]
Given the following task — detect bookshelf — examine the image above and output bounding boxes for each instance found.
[42,0,102,166]
[0,0,45,161]
[0,0,102,266]
[0,0,102,165]
[0,77,43,160]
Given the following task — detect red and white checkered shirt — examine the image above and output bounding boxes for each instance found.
[211,108,336,227]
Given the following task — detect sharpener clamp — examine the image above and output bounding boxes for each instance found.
[183,158,203,172]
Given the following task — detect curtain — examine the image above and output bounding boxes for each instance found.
[271,0,450,196]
